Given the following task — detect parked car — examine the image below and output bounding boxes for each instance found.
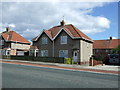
[108,54,120,65]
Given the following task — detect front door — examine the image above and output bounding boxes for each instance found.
[73,51,78,63]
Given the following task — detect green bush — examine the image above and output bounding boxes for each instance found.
[2,55,64,63]
[93,55,105,63]
[112,45,120,54]
[64,58,74,64]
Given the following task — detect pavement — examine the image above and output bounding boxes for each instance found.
[1,59,120,75]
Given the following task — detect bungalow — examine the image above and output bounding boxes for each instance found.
[30,20,93,65]
[0,27,31,56]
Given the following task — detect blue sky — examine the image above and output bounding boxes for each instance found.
[0,1,119,41]
[89,2,118,40]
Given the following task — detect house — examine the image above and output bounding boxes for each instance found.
[0,27,31,56]
[93,37,120,58]
[30,20,93,65]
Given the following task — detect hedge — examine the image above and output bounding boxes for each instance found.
[2,56,77,64]
[2,55,64,63]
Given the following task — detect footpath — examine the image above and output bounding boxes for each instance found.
[1,59,120,75]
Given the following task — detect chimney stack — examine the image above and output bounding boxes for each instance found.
[60,20,65,26]
[110,37,112,40]
[6,27,10,32]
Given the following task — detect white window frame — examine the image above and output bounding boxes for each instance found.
[6,50,11,55]
[59,50,68,58]
[42,37,48,44]
[60,36,67,44]
[41,50,48,57]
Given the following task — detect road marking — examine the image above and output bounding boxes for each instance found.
[1,61,119,75]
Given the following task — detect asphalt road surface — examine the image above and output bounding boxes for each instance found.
[2,63,119,88]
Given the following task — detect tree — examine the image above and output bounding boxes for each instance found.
[112,45,120,54]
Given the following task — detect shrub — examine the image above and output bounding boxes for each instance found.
[112,45,120,54]
[2,55,11,59]
[64,58,74,64]
[94,55,105,61]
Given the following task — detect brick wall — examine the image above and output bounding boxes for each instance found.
[89,59,103,66]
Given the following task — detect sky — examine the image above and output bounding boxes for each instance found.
[0,0,119,41]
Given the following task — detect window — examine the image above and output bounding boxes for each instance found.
[61,36,67,44]
[59,50,68,58]
[41,50,48,57]
[0,40,4,45]
[42,37,48,44]
[30,50,34,56]
[0,50,5,55]
[106,49,109,53]
[110,50,112,53]
[96,49,99,52]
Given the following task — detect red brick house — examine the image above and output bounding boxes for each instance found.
[93,37,120,58]
[0,27,31,56]
[30,20,93,65]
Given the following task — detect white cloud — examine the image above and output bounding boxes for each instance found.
[0,2,111,40]
[0,23,16,33]
[107,36,117,39]
[96,17,110,28]
[112,37,117,39]
[81,29,104,34]
[20,29,40,40]
[9,24,16,28]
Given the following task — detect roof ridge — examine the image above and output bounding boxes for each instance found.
[94,39,120,41]
[48,25,60,31]
[9,31,14,41]
[6,34,9,41]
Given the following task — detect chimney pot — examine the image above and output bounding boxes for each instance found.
[6,27,10,32]
[110,37,112,40]
[60,20,65,26]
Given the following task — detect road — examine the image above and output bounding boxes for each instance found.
[2,63,119,88]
